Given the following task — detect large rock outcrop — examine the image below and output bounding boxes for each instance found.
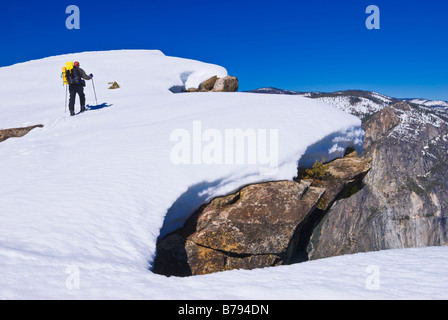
[309,102,448,259]
[248,88,448,260]
[153,152,371,276]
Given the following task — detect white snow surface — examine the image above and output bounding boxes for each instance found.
[1,50,445,300]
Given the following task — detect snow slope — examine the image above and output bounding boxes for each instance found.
[1,50,445,300]
[0,50,227,128]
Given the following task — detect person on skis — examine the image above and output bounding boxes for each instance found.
[67,61,93,116]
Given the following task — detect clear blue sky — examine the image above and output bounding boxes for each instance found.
[1,0,447,100]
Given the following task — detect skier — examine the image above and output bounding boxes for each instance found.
[67,61,93,116]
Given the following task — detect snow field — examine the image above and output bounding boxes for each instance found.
[1,50,444,300]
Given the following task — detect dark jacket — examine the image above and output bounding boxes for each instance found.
[76,67,92,80]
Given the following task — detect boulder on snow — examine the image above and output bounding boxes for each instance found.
[108,81,120,89]
[212,76,238,92]
[199,75,218,91]
[0,124,43,143]
[185,75,239,93]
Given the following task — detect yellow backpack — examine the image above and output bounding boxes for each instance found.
[62,61,74,85]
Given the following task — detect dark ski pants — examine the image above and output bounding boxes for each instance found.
[68,84,86,115]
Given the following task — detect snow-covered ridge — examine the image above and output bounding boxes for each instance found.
[408,98,448,108]
[315,94,448,144]
[248,88,448,122]
[0,50,368,299]
[0,50,228,128]
[316,95,387,119]
[390,103,446,141]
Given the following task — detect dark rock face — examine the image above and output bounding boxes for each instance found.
[362,106,400,149]
[309,102,448,259]
[153,153,371,277]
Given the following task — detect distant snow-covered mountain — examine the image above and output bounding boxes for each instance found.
[406,98,448,109]
[248,87,448,119]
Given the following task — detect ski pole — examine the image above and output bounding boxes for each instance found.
[65,84,68,113]
[91,77,98,105]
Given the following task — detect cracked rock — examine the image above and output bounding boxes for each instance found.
[152,153,371,277]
